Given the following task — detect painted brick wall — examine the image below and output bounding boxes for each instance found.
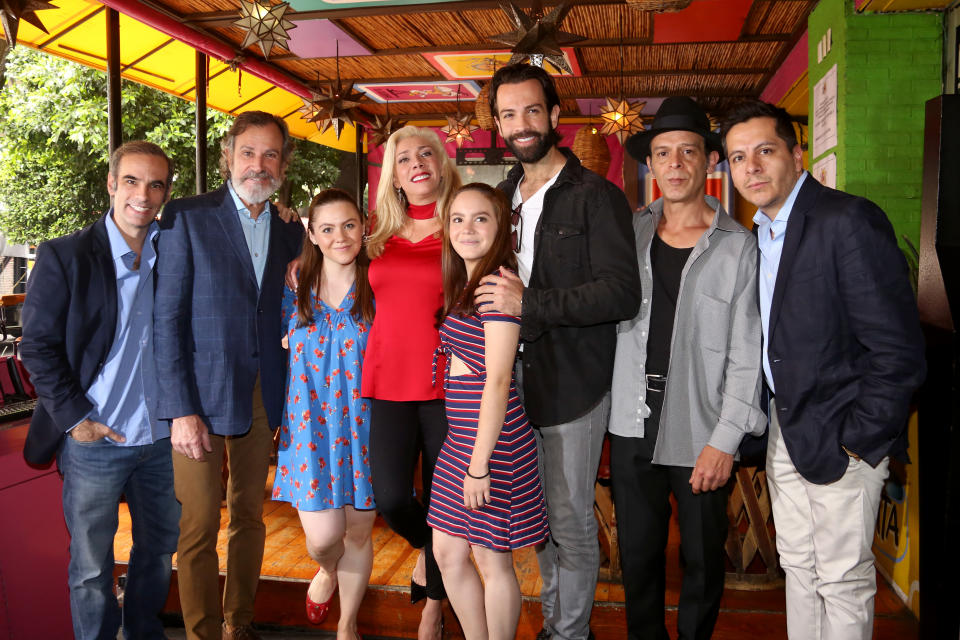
[808,0,941,249]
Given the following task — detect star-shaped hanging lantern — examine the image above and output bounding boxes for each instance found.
[441,113,479,147]
[365,110,407,148]
[0,0,58,45]
[598,97,646,145]
[235,0,296,59]
[299,77,365,140]
[488,0,584,75]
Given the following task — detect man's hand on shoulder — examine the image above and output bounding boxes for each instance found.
[285,257,301,291]
[474,269,524,317]
[689,444,734,494]
[274,202,299,224]
[172,414,213,461]
[71,419,126,443]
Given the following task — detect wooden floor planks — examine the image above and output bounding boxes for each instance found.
[112,464,919,639]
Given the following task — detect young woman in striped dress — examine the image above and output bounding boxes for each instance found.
[427,183,549,640]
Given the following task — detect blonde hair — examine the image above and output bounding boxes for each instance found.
[367,126,462,258]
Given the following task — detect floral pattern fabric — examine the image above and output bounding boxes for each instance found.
[272,284,375,511]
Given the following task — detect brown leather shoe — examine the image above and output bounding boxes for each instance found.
[222,622,262,640]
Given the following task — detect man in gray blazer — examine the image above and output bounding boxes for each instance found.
[610,97,765,640]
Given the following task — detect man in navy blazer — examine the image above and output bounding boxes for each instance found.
[722,100,925,640]
[21,141,180,639]
[155,111,303,640]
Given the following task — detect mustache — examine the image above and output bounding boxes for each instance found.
[240,169,275,181]
[508,130,542,143]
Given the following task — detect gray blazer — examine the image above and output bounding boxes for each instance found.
[608,195,765,467]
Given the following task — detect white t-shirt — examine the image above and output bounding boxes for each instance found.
[512,170,561,286]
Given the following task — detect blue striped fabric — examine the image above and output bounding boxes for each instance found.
[427,309,549,551]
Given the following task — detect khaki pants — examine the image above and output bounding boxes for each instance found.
[173,376,272,640]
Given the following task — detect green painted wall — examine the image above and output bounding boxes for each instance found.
[807,0,941,249]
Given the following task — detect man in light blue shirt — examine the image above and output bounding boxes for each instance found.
[21,141,181,640]
[723,101,924,640]
[752,170,806,392]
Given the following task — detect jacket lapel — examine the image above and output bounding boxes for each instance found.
[91,214,119,350]
[768,177,819,341]
[212,185,258,287]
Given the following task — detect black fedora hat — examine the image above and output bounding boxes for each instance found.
[625,97,724,163]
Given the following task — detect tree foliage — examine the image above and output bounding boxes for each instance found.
[0,47,340,244]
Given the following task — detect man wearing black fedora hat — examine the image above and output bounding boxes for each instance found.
[609,97,765,640]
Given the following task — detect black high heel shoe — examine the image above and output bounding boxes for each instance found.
[410,578,428,604]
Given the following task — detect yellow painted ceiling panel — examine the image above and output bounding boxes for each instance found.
[7,0,356,152]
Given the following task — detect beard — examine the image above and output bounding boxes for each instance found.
[503,127,562,163]
[231,169,281,205]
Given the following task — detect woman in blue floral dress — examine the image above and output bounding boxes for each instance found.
[272,188,376,640]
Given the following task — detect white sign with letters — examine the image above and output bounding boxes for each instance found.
[813,64,838,158]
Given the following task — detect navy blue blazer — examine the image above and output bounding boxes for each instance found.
[20,214,122,465]
[154,185,303,435]
[766,176,926,484]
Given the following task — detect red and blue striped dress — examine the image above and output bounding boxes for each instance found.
[426,307,549,550]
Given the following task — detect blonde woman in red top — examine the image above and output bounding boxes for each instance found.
[363,126,462,640]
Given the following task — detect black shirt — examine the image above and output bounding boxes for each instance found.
[646,233,693,376]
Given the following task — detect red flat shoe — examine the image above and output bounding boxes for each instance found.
[305,571,337,625]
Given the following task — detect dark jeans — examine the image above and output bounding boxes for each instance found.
[369,398,448,600]
[59,436,180,640]
[609,391,730,640]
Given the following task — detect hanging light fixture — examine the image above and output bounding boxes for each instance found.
[441,84,479,147]
[235,0,296,59]
[0,0,57,88]
[572,107,610,177]
[487,1,585,75]
[365,102,407,148]
[598,11,645,145]
[298,42,365,140]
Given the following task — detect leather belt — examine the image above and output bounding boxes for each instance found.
[645,373,667,392]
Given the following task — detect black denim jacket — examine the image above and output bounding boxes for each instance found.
[498,149,641,426]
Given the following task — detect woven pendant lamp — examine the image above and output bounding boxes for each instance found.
[572,124,610,177]
[474,83,496,131]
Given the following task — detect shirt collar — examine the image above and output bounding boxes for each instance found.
[227,180,272,219]
[751,170,808,230]
[104,209,159,263]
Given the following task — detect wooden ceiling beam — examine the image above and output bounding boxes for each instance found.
[262,36,787,61]
[181,0,622,27]
[299,68,766,85]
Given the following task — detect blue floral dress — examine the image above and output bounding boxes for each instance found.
[272,284,375,511]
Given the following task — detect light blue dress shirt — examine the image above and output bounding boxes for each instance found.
[752,171,808,394]
[227,180,272,288]
[82,212,166,446]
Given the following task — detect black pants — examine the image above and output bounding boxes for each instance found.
[369,398,448,600]
[609,391,730,640]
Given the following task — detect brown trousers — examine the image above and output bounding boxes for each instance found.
[172,376,272,640]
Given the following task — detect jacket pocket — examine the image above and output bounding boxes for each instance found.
[540,222,585,270]
[192,351,227,417]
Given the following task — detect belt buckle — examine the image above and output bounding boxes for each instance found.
[645,373,667,392]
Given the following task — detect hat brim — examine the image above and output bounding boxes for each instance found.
[625,127,725,164]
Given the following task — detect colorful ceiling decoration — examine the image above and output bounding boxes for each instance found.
[652,0,753,43]
[364,108,406,148]
[487,0,585,75]
[441,112,479,147]
[234,0,296,59]
[285,19,370,58]
[423,49,579,80]
[598,97,646,145]
[5,0,836,153]
[0,0,57,45]
[355,80,480,104]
